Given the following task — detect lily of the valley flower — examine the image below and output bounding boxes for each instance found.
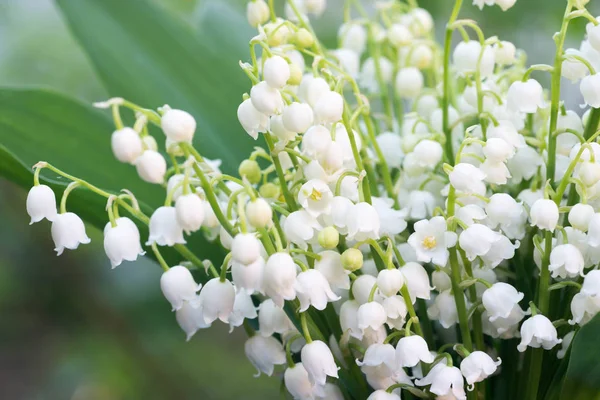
[51,212,91,255]
[408,216,457,266]
[26,184,57,224]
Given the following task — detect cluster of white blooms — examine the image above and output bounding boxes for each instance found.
[24,0,600,398]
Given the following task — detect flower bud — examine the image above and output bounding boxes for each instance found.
[377,269,405,297]
[51,212,91,255]
[26,184,57,224]
[146,206,186,246]
[282,102,314,133]
[160,265,201,311]
[318,226,339,249]
[263,55,290,89]
[135,150,167,184]
[314,91,344,124]
[288,64,303,87]
[245,335,286,377]
[394,67,424,99]
[231,233,262,265]
[161,109,196,143]
[341,248,363,271]
[568,203,594,232]
[103,217,144,268]
[259,182,280,199]
[264,20,291,47]
[198,277,235,324]
[111,127,143,163]
[496,0,517,11]
[142,134,158,151]
[175,193,204,234]
[301,340,339,386]
[250,81,284,116]
[238,98,269,140]
[246,198,273,228]
[246,0,270,27]
[529,199,559,232]
[238,159,262,184]
[295,28,314,48]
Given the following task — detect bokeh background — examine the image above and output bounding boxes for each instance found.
[0,0,597,399]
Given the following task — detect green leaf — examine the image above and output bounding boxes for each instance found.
[55,0,256,172]
[0,88,222,268]
[560,314,600,400]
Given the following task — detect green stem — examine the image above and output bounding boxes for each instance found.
[151,243,170,272]
[300,312,313,343]
[264,134,297,211]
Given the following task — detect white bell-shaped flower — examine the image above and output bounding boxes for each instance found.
[507,79,545,113]
[231,233,262,265]
[412,139,443,169]
[415,363,466,400]
[549,244,585,279]
[238,98,269,140]
[299,76,331,107]
[347,202,381,241]
[198,278,235,324]
[356,343,397,374]
[175,194,204,234]
[176,300,211,341]
[301,340,339,386]
[111,127,143,164]
[582,270,600,297]
[480,235,519,268]
[486,120,525,151]
[376,132,404,169]
[367,390,400,400]
[295,269,340,311]
[26,184,57,224]
[459,224,503,261]
[135,150,167,184]
[428,290,465,329]
[485,193,523,231]
[562,49,590,83]
[588,213,600,248]
[569,292,600,325]
[284,210,321,249]
[395,67,424,99]
[449,163,486,193]
[482,283,524,321]
[263,252,298,307]
[231,257,264,295]
[578,161,600,186]
[245,335,287,377]
[103,217,144,268]
[568,204,594,232]
[161,109,196,143]
[302,125,332,158]
[315,251,350,290]
[383,295,408,330]
[387,23,412,47]
[400,262,432,302]
[263,55,290,89]
[395,335,434,367]
[146,206,186,246]
[517,314,562,352]
[340,299,362,339]
[339,23,367,54]
[270,114,296,142]
[352,275,378,305]
[258,298,294,337]
[402,190,436,220]
[432,270,452,292]
[228,290,258,332]
[557,331,576,359]
[246,198,273,229]
[285,362,325,400]
[480,159,511,185]
[283,102,314,133]
[494,41,516,65]
[376,269,405,297]
[298,179,333,217]
[314,91,344,124]
[495,0,517,11]
[250,81,284,116]
[483,138,515,163]
[372,197,407,237]
[51,212,91,255]
[580,73,600,108]
[160,265,201,311]
[530,199,559,232]
[408,216,458,267]
[460,351,501,386]
[246,0,269,27]
[357,301,387,333]
[453,40,495,77]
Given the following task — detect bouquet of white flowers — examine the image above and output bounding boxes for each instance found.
[18,0,600,398]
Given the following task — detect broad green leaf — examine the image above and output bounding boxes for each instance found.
[55,0,256,172]
[0,88,222,267]
[560,314,600,400]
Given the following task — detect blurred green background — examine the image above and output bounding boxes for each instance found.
[0,0,597,399]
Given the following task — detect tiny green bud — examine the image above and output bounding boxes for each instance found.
[239,159,261,184]
[288,63,303,86]
[295,28,314,48]
[342,248,363,272]
[318,226,339,249]
[259,182,280,199]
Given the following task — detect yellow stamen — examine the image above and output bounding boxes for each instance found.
[422,236,437,250]
[309,188,322,201]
